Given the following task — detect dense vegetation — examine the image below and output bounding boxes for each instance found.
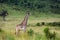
[0,0,60,14]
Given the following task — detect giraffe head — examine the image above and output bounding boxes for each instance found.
[26,11,30,15]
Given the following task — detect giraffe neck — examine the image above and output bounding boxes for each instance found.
[21,14,29,26]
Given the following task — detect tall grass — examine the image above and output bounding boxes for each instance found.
[6,34,15,40]
[35,33,41,40]
[0,28,15,40]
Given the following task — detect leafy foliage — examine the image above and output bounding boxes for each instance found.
[0,28,4,33]
[41,22,45,25]
[0,0,60,14]
[47,22,60,26]
[36,23,40,26]
[44,28,56,40]
[27,29,34,36]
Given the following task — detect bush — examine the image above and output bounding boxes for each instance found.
[44,28,49,34]
[27,29,34,36]
[47,22,52,26]
[47,22,60,26]
[0,28,2,32]
[55,22,60,26]
[0,28,4,33]
[44,28,56,40]
[41,22,45,25]
[36,23,40,26]
[44,28,50,40]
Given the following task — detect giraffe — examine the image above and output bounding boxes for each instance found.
[15,11,30,35]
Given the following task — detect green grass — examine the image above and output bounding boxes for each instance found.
[35,33,41,40]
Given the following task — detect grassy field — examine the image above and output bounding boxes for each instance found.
[0,4,60,40]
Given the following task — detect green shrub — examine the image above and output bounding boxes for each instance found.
[0,28,4,33]
[47,22,52,26]
[36,22,45,26]
[44,28,49,34]
[44,28,50,40]
[28,29,34,36]
[44,28,56,40]
[54,22,60,26]
[41,22,45,25]
[0,28,2,32]
[36,23,40,26]
[47,22,60,26]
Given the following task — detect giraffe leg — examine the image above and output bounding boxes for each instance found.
[24,27,26,32]
[15,28,20,36]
